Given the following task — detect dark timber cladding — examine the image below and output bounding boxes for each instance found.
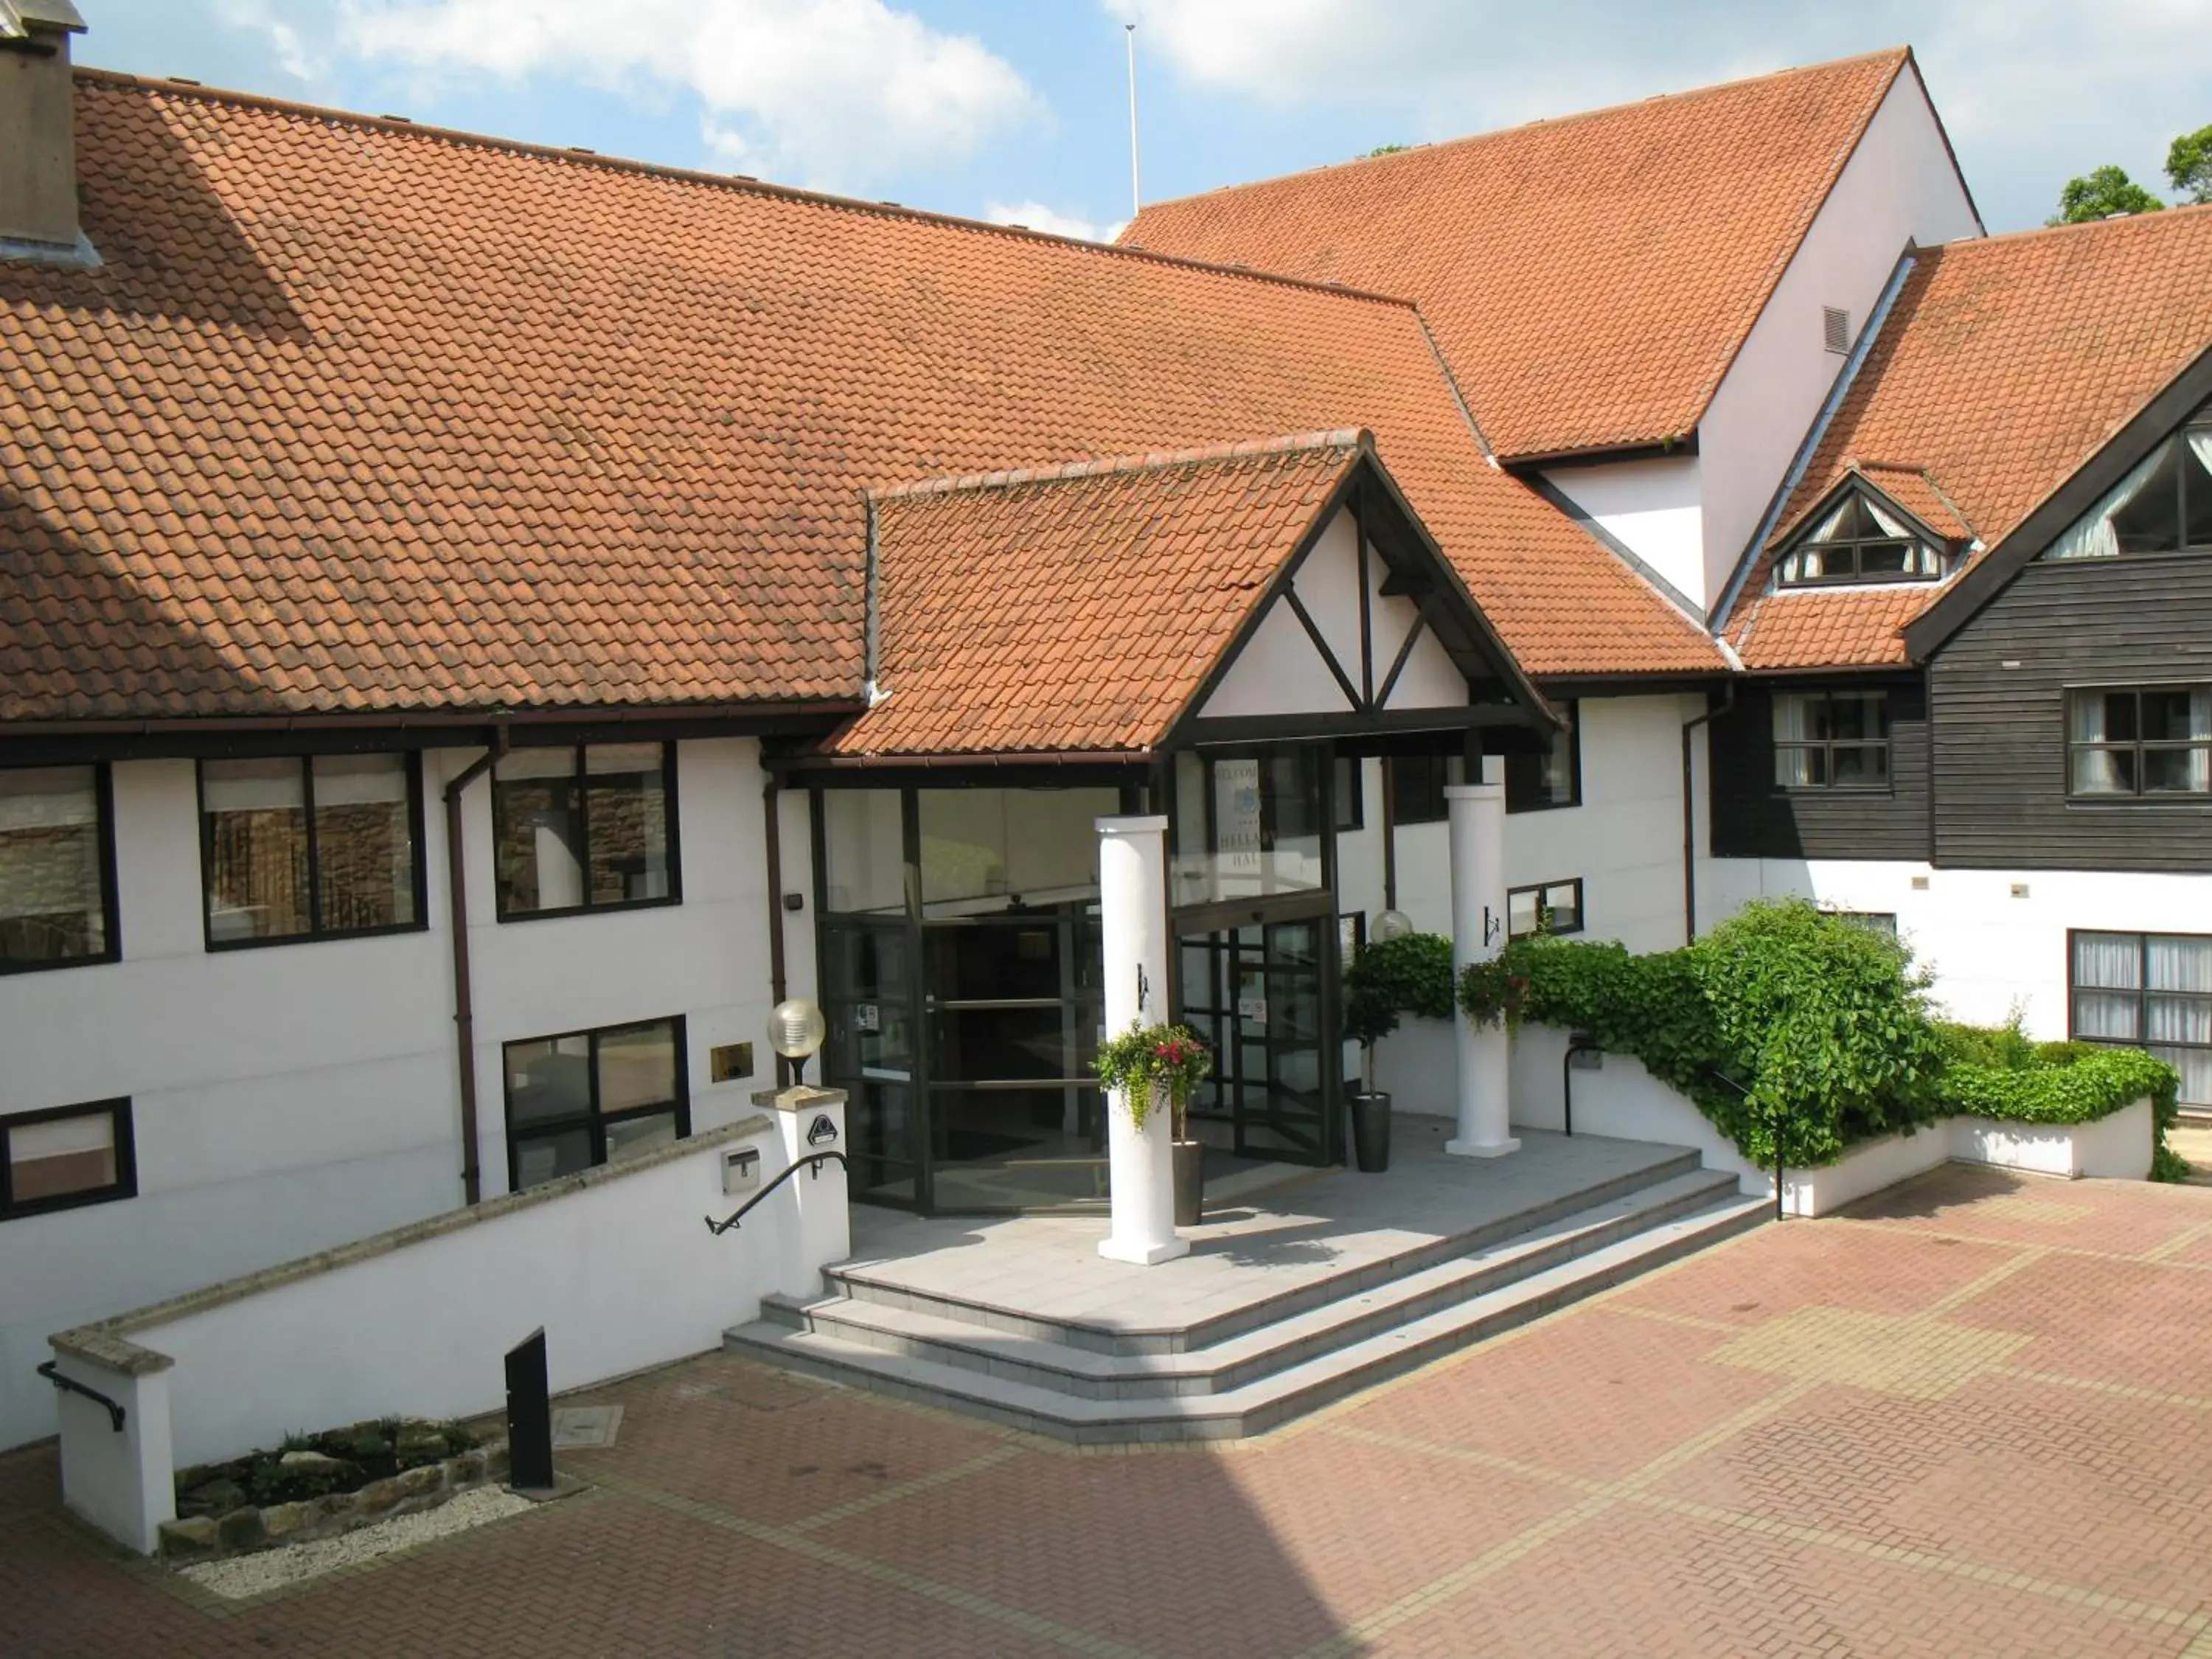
[1707,675,1930,860]
[1931,554,2212,871]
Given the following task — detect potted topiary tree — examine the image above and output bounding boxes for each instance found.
[1340,930,1455,1172]
[1096,1022,1215,1225]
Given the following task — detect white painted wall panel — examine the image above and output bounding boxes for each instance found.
[1698,69,1982,608]
[0,737,783,1449]
[1540,454,1706,608]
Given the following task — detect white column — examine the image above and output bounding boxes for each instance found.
[1096,815,1188,1266]
[1445,782,1519,1158]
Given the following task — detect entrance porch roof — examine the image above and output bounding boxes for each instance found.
[824,431,1557,762]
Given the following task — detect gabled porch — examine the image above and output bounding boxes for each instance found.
[726,1116,1767,1441]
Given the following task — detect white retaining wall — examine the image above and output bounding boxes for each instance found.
[46,1093,848,1555]
[1506,1023,2155,1215]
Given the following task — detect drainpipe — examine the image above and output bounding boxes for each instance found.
[763,777,791,1088]
[1679,680,1736,945]
[445,727,509,1205]
[1380,757,1398,911]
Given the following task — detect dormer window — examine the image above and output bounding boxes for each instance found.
[2045,409,2212,561]
[1777,490,1943,586]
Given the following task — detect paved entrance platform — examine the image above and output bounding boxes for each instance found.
[10,1163,2212,1655]
[728,1119,1766,1439]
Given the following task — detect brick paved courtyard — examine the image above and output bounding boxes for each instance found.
[10,1164,2212,1658]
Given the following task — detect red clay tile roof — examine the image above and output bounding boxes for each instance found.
[1124,52,1919,462]
[832,434,1364,757]
[1727,204,2212,669]
[1730,586,1933,671]
[0,73,1719,726]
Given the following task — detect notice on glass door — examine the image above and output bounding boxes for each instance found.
[1215,757,1262,880]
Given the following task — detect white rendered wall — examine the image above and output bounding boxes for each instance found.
[1697,67,1981,609]
[0,737,782,1449]
[1539,454,1705,609]
[1700,856,2212,1039]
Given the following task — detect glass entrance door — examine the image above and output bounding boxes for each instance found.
[1178,903,1336,1164]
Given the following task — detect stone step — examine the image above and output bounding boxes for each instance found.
[726,1193,1768,1442]
[825,1146,1708,1356]
[758,1169,1742,1401]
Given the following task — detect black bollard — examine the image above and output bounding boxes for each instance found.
[505,1327,554,1492]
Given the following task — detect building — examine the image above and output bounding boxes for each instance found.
[3,7,2206,1446]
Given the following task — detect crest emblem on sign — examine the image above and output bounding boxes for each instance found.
[807,1114,839,1147]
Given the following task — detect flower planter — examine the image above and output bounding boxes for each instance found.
[1349,1091,1393,1172]
[1172,1139,1207,1227]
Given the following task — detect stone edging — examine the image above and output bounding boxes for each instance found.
[159,1442,512,1562]
[51,1113,779,1374]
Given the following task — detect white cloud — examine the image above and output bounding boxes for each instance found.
[982,200,1127,243]
[1106,0,2212,230]
[334,0,1040,189]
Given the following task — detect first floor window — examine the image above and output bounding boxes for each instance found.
[2,1099,135,1220]
[1507,877,1583,940]
[201,753,422,945]
[1506,700,1580,813]
[2067,686,2211,797]
[0,765,113,972]
[1387,753,1456,825]
[494,742,675,919]
[1774,689,1890,790]
[2071,931,2211,1108]
[1835,911,1899,936]
[504,1016,689,1189]
[1778,492,1942,585]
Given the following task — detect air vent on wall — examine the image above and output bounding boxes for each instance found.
[1822,306,1850,355]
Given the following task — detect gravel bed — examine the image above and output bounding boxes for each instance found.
[179,1486,535,1601]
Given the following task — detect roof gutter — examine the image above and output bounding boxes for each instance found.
[1708,243,1919,632]
[443,725,509,1206]
[0,700,862,740]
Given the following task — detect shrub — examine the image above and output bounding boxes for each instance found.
[1343,931,1455,1049]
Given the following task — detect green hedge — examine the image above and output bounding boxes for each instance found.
[1944,1048,2177,1127]
[1343,931,1456,1048]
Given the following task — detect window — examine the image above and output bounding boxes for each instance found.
[2067,686,2211,796]
[2071,931,2211,1109]
[1387,754,1457,825]
[504,1016,688,1189]
[1778,493,1942,586]
[2,1099,134,1220]
[1774,689,1890,790]
[2046,414,2212,560]
[201,754,423,946]
[1823,305,1850,355]
[1507,877,1583,939]
[1834,911,1899,936]
[493,742,676,919]
[0,765,114,973]
[1333,755,1364,832]
[1506,702,1579,813]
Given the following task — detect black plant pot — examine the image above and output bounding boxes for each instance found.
[1349,1091,1393,1173]
[1172,1138,1207,1228]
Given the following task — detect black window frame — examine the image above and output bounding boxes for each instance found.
[198,752,429,953]
[502,1015,692,1192]
[0,761,120,978]
[2065,684,2212,801]
[1,1097,136,1221]
[492,741,682,923]
[1386,753,1455,827]
[2107,421,2212,558]
[1332,754,1364,833]
[2067,929,2211,1109]
[1506,877,1584,940]
[1776,490,1944,588]
[1506,700,1581,814]
[1773,688,1893,794]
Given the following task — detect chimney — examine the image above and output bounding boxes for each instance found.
[0,1,89,257]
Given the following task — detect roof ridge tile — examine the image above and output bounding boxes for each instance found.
[870,431,1369,502]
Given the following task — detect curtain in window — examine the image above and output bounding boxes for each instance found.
[2067,692,2124,793]
[2148,934,2212,994]
[2192,689,2212,793]
[2045,442,2168,560]
[1772,693,1815,787]
[2191,428,2212,479]
[2072,931,2142,1040]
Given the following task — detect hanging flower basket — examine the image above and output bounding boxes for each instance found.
[1458,957,1528,1032]
[1096,1022,1214,1138]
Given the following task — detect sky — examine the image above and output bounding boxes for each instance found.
[70,0,2212,240]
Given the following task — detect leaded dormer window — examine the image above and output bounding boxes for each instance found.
[1777,490,1944,586]
[2045,407,2212,561]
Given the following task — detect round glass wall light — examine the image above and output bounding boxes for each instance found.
[769,998,828,1085]
[1371,909,1415,944]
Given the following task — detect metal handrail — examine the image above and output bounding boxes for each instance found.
[37,1360,125,1432]
[704,1150,849,1237]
